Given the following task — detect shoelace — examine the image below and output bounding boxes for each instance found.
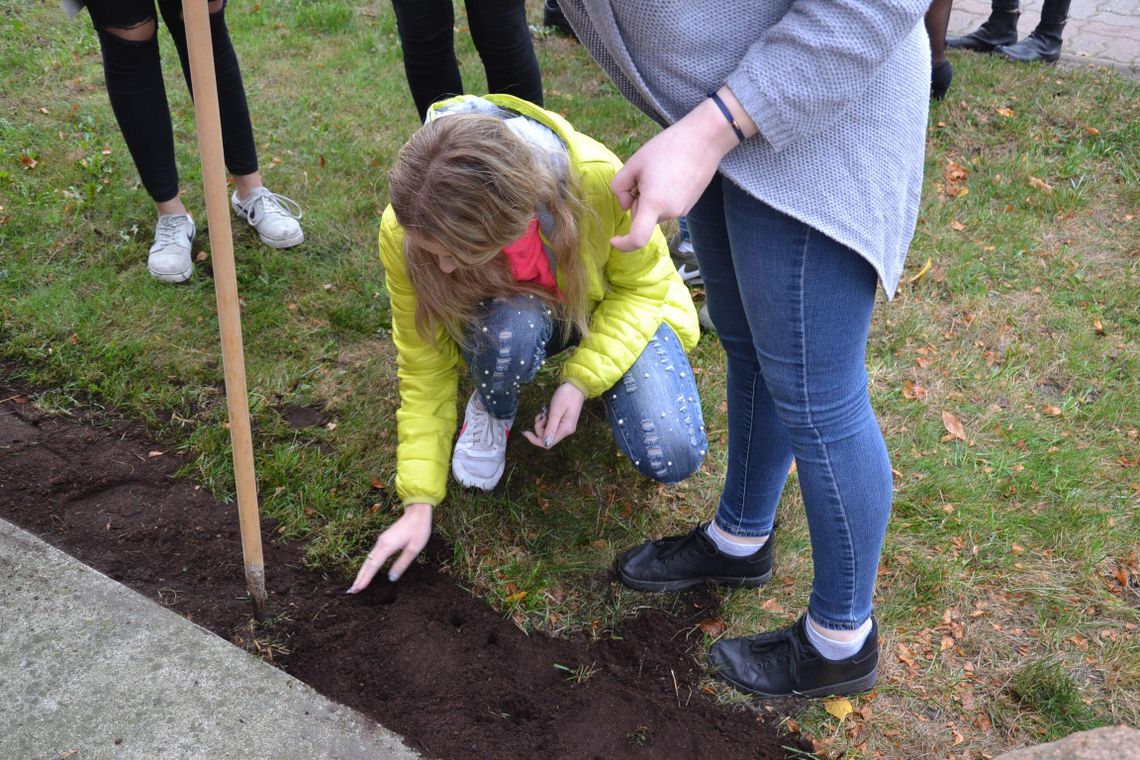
[154,215,190,247]
[655,523,719,561]
[245,191,303,221]
[464,404,494,449]
[460,397,507,453]
[747,624,808,686]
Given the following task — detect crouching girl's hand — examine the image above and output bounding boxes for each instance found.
[523,382,585,449]
[347,502,433,592]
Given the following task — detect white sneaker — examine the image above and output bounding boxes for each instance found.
[147,213,195,283]
[231,187,304,248]
[677,263,703,284]
[452,392,513,491]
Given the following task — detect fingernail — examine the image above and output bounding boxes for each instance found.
[345,586,358,595]
[387,570,401,582]
[543,436,552,448]
[538,405,548,419]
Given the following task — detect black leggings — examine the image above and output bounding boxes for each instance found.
[390,0,543,121]
[86,0,257,203]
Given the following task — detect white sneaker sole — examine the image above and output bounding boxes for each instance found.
[231,197,305,249]
[257,228,305,249]
[451,459,505,491]
[148,264,193,284]
[677,264,702,283]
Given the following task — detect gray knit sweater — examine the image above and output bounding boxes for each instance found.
[559,0,930,297]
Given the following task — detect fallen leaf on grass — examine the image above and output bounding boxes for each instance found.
[1086,126,1100,136]
[698,618,726,637]
[944,161,968,182]
[941,411,966,441]
[147,450,165,458]
[760,598,784,613]
[20,155,37,169]
[825,697,853,721]
[950,220,966,231]
[1093,319,1105,336]
[902,380,928,401]
[505,590,528,603]
[1028,176,1054,193]
[996,107,1015,118]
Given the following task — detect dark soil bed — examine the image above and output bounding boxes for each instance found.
[0,388,809,760]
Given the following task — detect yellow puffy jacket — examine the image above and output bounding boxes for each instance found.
[379,94,699,507]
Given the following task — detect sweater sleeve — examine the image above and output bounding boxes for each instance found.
[379,207,460,507]
[725,0,928,151]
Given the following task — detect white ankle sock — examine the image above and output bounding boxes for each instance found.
[705,522,768,557]
[805,615,873,661]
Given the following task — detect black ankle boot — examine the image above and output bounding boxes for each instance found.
[996,22,1065,62]
[945,9,1020,52]
[931,59,953,100]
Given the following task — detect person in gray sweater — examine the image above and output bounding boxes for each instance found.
[557,0,929,698]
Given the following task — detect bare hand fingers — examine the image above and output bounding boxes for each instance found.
[387,544,423,582]
[611,202,659,252]
[611,166,639,210]
[348,540,397,593]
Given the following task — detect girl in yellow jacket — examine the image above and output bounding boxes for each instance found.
[349,95,705,592]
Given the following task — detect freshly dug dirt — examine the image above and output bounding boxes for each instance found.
[0,390,809,759]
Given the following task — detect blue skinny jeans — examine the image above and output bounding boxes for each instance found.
[686,175,893,631]
[460,295,707,485]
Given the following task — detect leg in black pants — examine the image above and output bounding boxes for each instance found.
[926,0,954,100]
[85,0,303,281]
[390,0,543,121]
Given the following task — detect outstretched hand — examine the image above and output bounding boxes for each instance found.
[522,382,586,449]
[347,502,433,593]
[610,88,758,252]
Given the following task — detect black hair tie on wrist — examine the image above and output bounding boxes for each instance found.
[708,91,746,143]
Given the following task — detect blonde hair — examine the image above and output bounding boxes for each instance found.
[388,114,589,346]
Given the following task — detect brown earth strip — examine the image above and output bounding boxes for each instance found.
[0,390,809,760]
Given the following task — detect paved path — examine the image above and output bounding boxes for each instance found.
[948,0,1139,74]
[0,519,420,760]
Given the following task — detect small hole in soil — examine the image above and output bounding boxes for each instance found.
[486,631,498,646]
[361,585,398,607]
[449,612,465,629]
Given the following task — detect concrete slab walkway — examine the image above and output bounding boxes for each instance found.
[0,519,420,760]
[947,0,1139,75]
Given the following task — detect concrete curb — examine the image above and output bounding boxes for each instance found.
[0,519,420,760]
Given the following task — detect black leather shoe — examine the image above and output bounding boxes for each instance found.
[995,26,1064,63]
[945,10,1020,52]
[931,59,953,100]
[543,0,576,38]
[709,616,879,698]
[617,523,773,592]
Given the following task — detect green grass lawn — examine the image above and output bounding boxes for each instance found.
[1,2,1137,757]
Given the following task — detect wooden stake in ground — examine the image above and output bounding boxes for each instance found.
[181,0,266,621]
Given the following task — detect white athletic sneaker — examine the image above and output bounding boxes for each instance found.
[230,187,304,248]
[452,392,513,491]
[147,213,196,283]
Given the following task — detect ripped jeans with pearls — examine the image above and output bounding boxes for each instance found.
[460,295,707,485]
